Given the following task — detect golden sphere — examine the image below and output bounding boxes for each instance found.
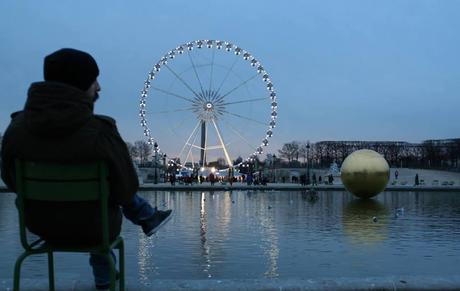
[341,149,390,198]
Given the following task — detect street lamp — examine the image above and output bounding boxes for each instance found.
[306,142,310,185]
[153,142,158,184]
[272,154,276,183]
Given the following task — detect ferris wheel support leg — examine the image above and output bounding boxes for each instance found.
[200,121,206,166]
[211,119,233,167]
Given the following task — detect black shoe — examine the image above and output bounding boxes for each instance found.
[142,209,173,236]
[95,271,120,290]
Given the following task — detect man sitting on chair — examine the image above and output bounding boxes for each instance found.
[1,48,172,290]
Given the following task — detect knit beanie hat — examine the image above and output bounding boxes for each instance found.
[44,48,99,91]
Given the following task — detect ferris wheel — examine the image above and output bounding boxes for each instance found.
[139,39,278,171]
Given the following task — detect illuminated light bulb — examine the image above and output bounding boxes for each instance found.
[225,43,233,51]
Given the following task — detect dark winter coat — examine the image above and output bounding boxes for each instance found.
[1,81,138,245]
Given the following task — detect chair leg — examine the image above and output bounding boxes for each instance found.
[48,251,55,291]
[106,252,116,291]
[118,241,125,291]
[13,252,29,291]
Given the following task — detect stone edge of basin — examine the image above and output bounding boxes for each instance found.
[2,275,460,290]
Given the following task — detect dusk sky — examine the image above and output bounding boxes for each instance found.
[1,0,459,157]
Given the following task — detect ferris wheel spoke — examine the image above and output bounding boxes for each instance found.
[187,50,205,96]
[219,73,259,100]
[151,86,196,104]
[183,124,200,168]
[209,49,215,92]
[164,64,201,98]
[222,110,269,126]
[220,97,269,106]
[177,119,202,160]
[211,119,233,167]
[221,117,257,151]
[171,114,195,138]
[215,55,240,96]
[148,107,195,115]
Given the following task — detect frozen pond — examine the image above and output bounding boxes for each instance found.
[1,190,460,286]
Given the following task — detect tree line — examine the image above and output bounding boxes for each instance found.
[4,131,456,171]
[276,139,460,170]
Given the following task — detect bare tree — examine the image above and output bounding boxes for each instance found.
[126,142,139,161]
[278,142,299,164]
[134,140,151,164]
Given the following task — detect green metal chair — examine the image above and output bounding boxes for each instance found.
[13,160,125,291]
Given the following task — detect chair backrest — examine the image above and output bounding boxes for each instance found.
[15,160,110,249]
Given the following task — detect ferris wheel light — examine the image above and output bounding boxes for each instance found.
[250,59,258,67]
[177,46,184,54]
[196,40,204,48]
[257,65,264,74]
[234,47,242,55]
[262,74,269,82]
[216,41,223,49]
[225,43,233,51]
[206,40,213,48]
[187,42,194,50]
[267,83,274,91]
[168,51,175,59]
[154,64,161,71]
[243,52,251,60]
